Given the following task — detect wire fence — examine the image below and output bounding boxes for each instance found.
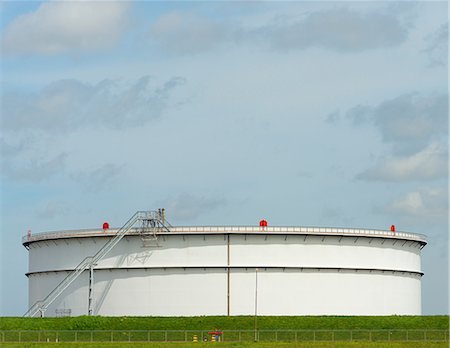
[0,329,448,343]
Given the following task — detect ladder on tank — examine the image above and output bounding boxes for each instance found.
[24,210,172,317]
[140,208,172,247]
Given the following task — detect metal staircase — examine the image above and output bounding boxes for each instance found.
[24,210,171,317]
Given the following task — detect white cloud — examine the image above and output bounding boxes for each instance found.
[346,93,448,150]
[150,12,229,55]
[423,22,448,67]
[255,7,408,52]
[0,75,186,185]
[149,6,410,55]
[391,191,424,214]
[2,76,186,132]
[372,94,447,146]
[358,141,448,181]
[344,92,448,183]
[385,187,447,218]
[2,1,130,55]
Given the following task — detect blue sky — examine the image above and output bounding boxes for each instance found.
[0,1,448,315]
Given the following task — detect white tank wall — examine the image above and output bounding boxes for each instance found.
[29,269,228,316]
[26,231,424,316]
[230,269,421,316]
[28,235,228,273]
[29,268,421,316]
[28,235,421,273]
[230,235,421,272]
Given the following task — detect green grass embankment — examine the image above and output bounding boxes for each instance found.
[0,315,448,331]
[0,341,449,348]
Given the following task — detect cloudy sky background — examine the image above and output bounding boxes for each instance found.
[0,1,448,315]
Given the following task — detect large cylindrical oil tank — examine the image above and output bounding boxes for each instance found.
[23,226,426,316]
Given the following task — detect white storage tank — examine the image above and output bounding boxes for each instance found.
[23,223,426,316]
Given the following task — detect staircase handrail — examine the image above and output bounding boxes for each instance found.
[23,211,149,317]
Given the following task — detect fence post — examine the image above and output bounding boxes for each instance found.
[128,332,131,342]
[56,332,59,343]
[19,331,21,343]
[275,330,278,341]
[90,331,93,342]
[424,331,427,341]
[313,331,316,341]
[332,331,335,341]
[147,331,150,342]
[75,331,78,342]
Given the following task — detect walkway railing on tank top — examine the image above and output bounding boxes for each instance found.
[23,225,427,245]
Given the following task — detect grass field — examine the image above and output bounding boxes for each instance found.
[1,316,448,347]
[0,315,448,331]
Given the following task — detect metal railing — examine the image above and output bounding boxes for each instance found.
[0,329,447,343]
[23,225,427,244]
